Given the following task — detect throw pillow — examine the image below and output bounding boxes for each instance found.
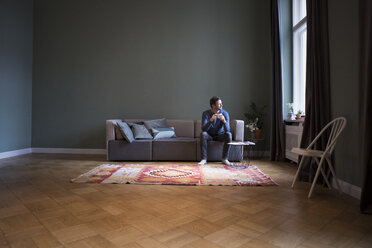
[151,127,177,140]
[115,125,124,140]
[116,121,135,143]
[128,123,153,139]
[144,118,167,130]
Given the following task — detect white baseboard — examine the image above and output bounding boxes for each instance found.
[32,148,106,155]
[332,178,361,199]
[0,148,106,160]
[0,148,32,159]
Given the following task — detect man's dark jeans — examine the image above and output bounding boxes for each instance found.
[200,131,232,160]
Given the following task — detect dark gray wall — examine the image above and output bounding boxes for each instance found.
[328,0,361,186]
[32,0,272,149]
[0,0,33,153]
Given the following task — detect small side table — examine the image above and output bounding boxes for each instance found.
[228,141,256,163]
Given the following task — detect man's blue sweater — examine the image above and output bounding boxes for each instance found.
[201,109,230,136]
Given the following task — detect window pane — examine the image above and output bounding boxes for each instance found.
[300,29,306,114]
[293,25,307,115]
[293,0,306,25]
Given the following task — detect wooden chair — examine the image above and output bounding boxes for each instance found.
[291,117,347,198]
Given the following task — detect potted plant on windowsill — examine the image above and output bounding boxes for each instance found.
[296,110,304,120]
[244,102,267,140]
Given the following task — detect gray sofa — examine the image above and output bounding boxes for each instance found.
[106,119,244,161]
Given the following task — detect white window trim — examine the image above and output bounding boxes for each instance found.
[292,4,307,115]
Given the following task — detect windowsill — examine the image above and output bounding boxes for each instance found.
[284,118,305,123]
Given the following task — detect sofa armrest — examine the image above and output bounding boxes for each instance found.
[231,119,244,141]
[106,119,122,147]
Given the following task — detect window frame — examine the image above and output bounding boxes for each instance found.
[292,0,307,115]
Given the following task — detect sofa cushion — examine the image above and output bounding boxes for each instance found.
[144,118,167,130]
[166,120,194,137]
[108,140,152,161]
[152,138,197,161]
[116,121,135,143]
[194,120,202,138]
[151,127,176,140]
[128,123,153,139]
[124,119,146,124]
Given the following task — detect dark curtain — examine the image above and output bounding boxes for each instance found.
[298,0,331,182]
[270,0,285,162]
[359,0,372,214]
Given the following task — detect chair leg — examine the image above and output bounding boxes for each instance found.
[291,155,306,189]
[314,158,332,189]
[326,157,342,194]
[308,157,326,198]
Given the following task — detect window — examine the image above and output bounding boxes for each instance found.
[292,0,307,115]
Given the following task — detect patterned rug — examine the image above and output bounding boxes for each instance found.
[71,163,277,186]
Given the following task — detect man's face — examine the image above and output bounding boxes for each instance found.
[212,100,223,112]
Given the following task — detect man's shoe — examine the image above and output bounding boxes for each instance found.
[198,159,207,165]
[222,159,231,166]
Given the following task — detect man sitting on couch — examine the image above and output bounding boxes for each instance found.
[198,96,232,166]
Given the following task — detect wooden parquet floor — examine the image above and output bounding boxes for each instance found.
[0,154,371,248]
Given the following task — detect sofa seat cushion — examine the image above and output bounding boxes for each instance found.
[152,137,196,142]
[152,137,197,161]
[108,140,152,161]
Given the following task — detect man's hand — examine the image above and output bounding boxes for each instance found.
[210,113,226,123]
[218,114,226,123]
[210,114,218,122]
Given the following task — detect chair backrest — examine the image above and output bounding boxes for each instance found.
[307,117,347,154]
